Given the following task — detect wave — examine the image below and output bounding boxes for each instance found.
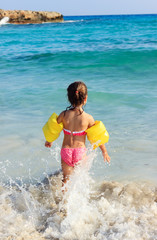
[63,19,84,23]
[8,49,157,64]
[0,17,9,25]
[0,168,157,240]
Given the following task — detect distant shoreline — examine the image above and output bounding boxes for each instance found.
[0,9,63,24]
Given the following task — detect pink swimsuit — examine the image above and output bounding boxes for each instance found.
[61,128,86,167]
[63,128,86,136]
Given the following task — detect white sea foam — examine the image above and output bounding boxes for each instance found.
[0,17,9,25]
[0,149,157,240]
[63,20,84,23]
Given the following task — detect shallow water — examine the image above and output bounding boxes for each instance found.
[0,14,157,239]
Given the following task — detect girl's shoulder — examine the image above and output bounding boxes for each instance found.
[57,110,95,128]
[83,112,95,128]
[57,110,66,124]
[57,109,72,123]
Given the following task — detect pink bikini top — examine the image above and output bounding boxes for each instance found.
[63,128,86,136]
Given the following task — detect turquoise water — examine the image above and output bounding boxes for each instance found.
[0,15,157,239]
[0,14,157,182]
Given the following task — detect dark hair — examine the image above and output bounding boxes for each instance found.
[67,81,87,107]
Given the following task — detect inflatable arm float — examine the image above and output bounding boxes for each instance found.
[85,120,109,149]
[42,113,63,142]
[43,113,109,149]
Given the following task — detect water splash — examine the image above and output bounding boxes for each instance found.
[0,147,157,240]
[0,17,9,25]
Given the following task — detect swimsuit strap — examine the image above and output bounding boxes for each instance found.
[63,128,86,136]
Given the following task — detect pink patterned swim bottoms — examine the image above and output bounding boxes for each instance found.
[61,147,86,167]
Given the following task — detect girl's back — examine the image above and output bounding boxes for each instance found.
[63,110,89,131]
[58,109,94,148]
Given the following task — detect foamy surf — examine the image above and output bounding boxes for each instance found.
[0,152,157,240]
[63,20,84,23]
[0,17,9,25]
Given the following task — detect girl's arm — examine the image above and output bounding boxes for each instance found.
[88,114,95,128]
[45,111,64,148]
[45,141,53,148]
[88,114,110,163]
[99,144,110,163]
[57,111,64,124]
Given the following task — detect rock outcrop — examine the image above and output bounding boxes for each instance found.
[0,9,63,24]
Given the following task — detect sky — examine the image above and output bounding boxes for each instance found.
[1,0,157,16]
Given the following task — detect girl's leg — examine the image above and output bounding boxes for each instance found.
[61,159,74,185]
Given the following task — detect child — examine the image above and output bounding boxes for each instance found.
[43,81,110,184]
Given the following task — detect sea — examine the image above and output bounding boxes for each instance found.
[0,14,157,240]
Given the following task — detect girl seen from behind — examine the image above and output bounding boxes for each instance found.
[43,81,110,185]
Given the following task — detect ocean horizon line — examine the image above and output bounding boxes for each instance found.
[64,13,157,17]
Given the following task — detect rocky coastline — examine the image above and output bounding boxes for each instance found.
[0,9,63,24]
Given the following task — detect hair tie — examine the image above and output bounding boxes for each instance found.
[76,91,78,94]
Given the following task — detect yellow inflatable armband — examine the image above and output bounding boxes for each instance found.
[85,121,109,149]
[42,113,63,142]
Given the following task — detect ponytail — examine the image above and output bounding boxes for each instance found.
[67,81,87,107]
